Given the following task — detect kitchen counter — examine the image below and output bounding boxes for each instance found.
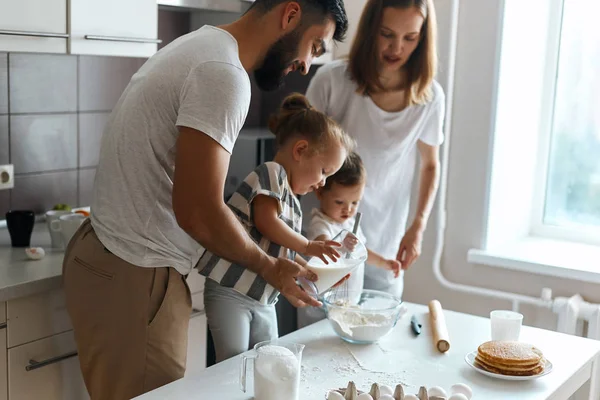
[135,302,600,400]
[0,222,65,302]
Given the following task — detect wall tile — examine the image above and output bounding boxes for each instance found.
[79,112,110,168]
[0,53,7,114]
[9,54,77,113]
[0,191,9,219]
[0,115,8,164]
[79,56,146,111]
[78,168,96,207]
[11,114,77,174]
[11,170,78,214]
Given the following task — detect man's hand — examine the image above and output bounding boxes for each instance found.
[262,257,322,308]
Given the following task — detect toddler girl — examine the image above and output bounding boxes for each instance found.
[198,93,355,362]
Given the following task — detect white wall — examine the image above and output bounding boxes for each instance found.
[404,0,600,330]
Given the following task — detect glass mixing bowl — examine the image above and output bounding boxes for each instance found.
[322,289,404,344]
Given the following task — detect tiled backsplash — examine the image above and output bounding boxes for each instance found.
[0,48,317,219]
[0,52,146,217]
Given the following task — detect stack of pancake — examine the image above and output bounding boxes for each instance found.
[475,341,546,376]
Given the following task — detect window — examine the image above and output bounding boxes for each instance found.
[534,0,600,245]
[469,0,600,280]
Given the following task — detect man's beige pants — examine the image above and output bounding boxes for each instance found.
[62,219,192,400]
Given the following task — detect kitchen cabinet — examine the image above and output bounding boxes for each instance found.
[6,289,72,349]
[185,309,207,376]
[0,0,68,53]
[0,325,7,400]
[69,0,159,57]
[8,330,88,400]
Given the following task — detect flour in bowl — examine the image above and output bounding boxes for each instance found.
[254,345,300,400]
[328,307,396,342]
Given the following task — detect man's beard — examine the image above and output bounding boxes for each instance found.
[254,28,302,92]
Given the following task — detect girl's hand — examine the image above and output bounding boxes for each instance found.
[396,224,423,270]
[382,259,401,278]
[305,240,341,264]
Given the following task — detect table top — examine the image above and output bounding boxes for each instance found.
[0,222,65,302]
[136,303,600,399]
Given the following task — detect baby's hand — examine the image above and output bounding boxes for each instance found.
[305,240,341,264]
[383,259,401,278]
[342,234,358,251]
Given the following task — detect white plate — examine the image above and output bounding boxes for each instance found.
[465,351,553,381]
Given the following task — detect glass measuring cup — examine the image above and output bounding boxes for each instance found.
[240,340,305,400]
[298,229,368,296]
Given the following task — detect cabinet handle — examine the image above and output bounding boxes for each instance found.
[26,351,78,372]
[84,35,162,44]
[0,322,6,329]
[0,29,69,39]
[191,307,205,318]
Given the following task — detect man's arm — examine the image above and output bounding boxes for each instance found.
[172,127,320,307]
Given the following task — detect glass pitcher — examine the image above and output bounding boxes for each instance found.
[240,339,305,400]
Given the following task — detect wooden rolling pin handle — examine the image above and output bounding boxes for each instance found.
[428,299,451,353]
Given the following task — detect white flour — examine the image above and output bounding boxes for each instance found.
[254,345,300,400]
[329,307,395,342]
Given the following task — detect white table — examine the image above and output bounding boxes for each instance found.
[136,303,600,399]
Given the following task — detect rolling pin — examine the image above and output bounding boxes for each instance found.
[428,300,450,353]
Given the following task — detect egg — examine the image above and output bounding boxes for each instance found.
[428,386,448,398]
[25,247,45,260]
[357,394,373,400]
[450,383,473,399]
[449,394,469,400]
[327,391,345,400]
[379,396,395,400]
[380,385,393,396]
[404,395,419,400]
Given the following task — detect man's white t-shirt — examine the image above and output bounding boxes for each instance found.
[305,60,445,295]
[91,26,251,275]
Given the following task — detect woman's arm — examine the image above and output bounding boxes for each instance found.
[253,196,340,263]
[397,141,441,269]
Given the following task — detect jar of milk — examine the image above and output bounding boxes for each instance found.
[240,340,305,400]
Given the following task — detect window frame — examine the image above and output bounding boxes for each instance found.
[529,0,600,247]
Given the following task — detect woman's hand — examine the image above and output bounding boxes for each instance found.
[305,240,341,264]
[396,224,423,270]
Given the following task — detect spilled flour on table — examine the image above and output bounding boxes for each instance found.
[299,332,414,398]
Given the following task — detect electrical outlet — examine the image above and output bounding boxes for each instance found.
[0,164,14,190]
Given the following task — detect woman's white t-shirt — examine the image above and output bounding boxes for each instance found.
[305,60,445,294]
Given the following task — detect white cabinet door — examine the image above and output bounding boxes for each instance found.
[8,330,89,400]
[7,289,72,349]
[0,0,68,53]
[69,0,159,57]
[0,327,7,400]
[185,310,207,376]
[186,271,205,295]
